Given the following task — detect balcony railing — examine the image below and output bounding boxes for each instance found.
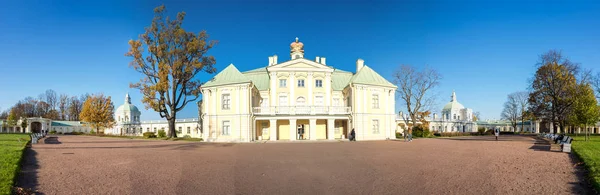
[253,106,351,115]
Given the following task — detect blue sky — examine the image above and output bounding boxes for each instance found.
[1,0,599,120]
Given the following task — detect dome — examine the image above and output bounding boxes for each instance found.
[116,93,141,115]
[442,91,464,111]
[290,37,304,53]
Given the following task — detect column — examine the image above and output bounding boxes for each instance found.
[309,119,317,140]
[289,119,297,141]
[290,73,295,114]
[577,127,581,134]
[346,119,351,139]
[270,119,277,141]
[327,119,335,140]
[270,72,277,115]
[252,120,256,141]
[304,72,315,115]
[325,72,331,107]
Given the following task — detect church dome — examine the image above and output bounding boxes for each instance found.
[442,91,464,111]
[116,93,141,115]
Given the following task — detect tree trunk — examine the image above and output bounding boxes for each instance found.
[168,118,177,138]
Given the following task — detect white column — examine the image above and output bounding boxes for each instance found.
[202,90,209,139]
[308,72,314,114]
[270,119,277,141]
[252,120,256,141]
[309,119,317,140]
[289,119,297,141]
[290,73,295,115]
[325,72,331,107]
[346,119,351,139]
[270,72,277,115]
[327,119,335,140]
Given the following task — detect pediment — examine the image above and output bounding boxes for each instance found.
[267,58,333,72]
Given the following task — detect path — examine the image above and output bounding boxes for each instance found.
[16,135,591,194]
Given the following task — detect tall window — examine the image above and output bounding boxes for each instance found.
[315,96,324,105]
[372,94,379,108]
[222,94,231,110]
[279,79,287,87]
[279,95,288,106]
[315,79,323,87]
[372,120,379,134]
[147,127,150,132]
[153,127,157,132]
[261,98,269,107]
[178,126,182,134]
[333,98,340,106]
[297,79,305,87]
[187,127,191,134]
[222,121,230,135]
[453,114,456,120]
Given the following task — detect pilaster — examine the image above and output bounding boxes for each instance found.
[327,119,335,140]
[270,119,277,141]
[309,119,317,140]
[289,119,297,141]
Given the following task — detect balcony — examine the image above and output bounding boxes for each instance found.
[253,106,351,115]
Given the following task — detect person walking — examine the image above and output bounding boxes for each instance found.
[408,127,413,142]
[350,128,356,141]
[494,128,500,141]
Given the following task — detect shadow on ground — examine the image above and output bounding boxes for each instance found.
[568,151,596,194]
[43,136,61,144]
[15,144,43,195]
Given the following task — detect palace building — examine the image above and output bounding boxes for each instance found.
[199,38,398,142]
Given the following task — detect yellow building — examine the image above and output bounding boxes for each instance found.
[200,38,397,142]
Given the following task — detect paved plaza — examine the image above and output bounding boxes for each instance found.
[16,135,591,194]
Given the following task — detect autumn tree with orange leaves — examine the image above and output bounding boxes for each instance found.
[80,94,115,134]
[125,5,217,138]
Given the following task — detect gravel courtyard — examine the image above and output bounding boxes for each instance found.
[16,135,592,194]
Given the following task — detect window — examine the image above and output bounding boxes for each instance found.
[315,96,324,105]
[315,79,323,87]
[372,94,379,108]
[279,79,287,87]
[453,114,456,120]
[296,97,306,105]
[372,120,379,134]
[222,121,230,135]
[261,98,269,107]
[333,98,340,106]
[146,127,150,132]
[458,116,460,120]
[222,94,231,110]
[178,126,182,134]
[187,127,191,134]
[297,79,304,87]
[279,95,288,106]
[153,127,157,132]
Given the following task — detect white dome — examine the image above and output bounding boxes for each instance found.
[442,91,464,111]
[116,93,141,116]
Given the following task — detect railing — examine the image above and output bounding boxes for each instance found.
[253,106,351,115]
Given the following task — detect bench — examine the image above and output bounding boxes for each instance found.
[559,136,573,153]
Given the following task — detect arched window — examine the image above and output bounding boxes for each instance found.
[296,96,306,105]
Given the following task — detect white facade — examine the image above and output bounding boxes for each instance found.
[200,38,398,142]
[428,91,478,132]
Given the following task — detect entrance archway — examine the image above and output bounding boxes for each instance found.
[31,122,42,133]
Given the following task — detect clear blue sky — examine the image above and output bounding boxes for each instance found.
[1,0,599,120]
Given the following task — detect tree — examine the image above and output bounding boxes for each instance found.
[592,72,600,100]
[569,83,600,141]
[501,93,520,132]
[126,5,217,138]
[528,50,579,133]
[472,111,480,122]
[20,117,28,133]
[392,65,441,131]
[68,96,83,121]
[59,94,70,120]
[44,89,58,110]
[513,91,529,132]
[80,94,115,135]
[7,110,18,129]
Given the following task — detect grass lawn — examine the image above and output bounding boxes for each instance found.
[571,134,600,192]
[0,133,30,195]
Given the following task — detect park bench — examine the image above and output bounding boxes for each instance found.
[559,136,573,153]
